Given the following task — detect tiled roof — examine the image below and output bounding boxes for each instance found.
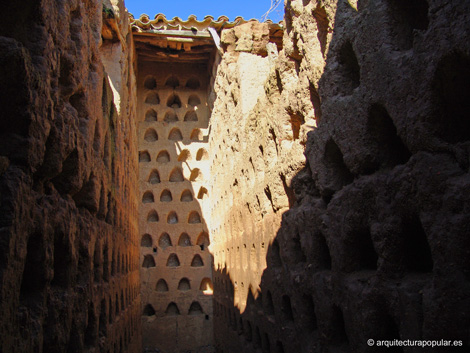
[130,13,282,32]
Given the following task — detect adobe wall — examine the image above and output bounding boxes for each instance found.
[212,1,470,352]
[137,62,214,352]
[0,1,141,352]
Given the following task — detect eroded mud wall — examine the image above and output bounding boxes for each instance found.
[212,1,470,352]
[0,1,141,352]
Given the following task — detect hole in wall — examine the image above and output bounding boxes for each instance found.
[143,304,156,316]
[142,255,156,268]
[166,94,182,108]
[168,128,183,141]
[281,295,294,322]
[197,232,210,249]
[197,187,208,199]
[166,253,180,267]
[142,191,154,203]
[431,51,470,143]
[139,151,151,163]
[338,41,360,95]
[165,76,179,88]
[144,128,158,142]
[164,111,179,123]
[288,111,305,140]
[145,109,157,122]
[180,189,193,202]
[165,302,180,316]
[144,77,157,90]
[309,81,322,120]
[188,95,201,107]
[178,233,192,247]
[200,278,213,293]
[323,138,354,199]
[141,234,152,247]
[188,211,202,224]
[189,168,202,181]
[156,150,170,163]
[402,216,433,272]
[156,279,169,292]
[265,291,275,316]
[312,3,330,57]
[184,110,198,121]
[190,128,203,141]
[160,189,173,202]
[388,0,429,50]
[145,92,160,105]
[169,167,184,182]
[350,227,378,271]
[191,254,204,267]
[330,305,349,344]
[158,233,172,249]
[167,211,178,224]
[189,301,204,315]
[178,278,191,291]
[148,170,160,184]
[186,77,200,89]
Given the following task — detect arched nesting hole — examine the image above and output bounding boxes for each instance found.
[196,232,210,251]
[200,278,213,294]
[275,341,285,353]
[184,110,198,122]
[330,305,349,344]
[178,149,191,162]
[322,139,354,201]
[288,111,305,140]
[178,233,192,247]
[156,150,170,163]
[180,189,193,202]
[431,52,470,143]
[188,211,202,224]
[178,278,191,291]
[309,81,322,120]
[142,255,156,268]
[402,216,433,272]
[142,304,156,316]
[265,291,275,316]
[144,77,157,90]
[168,128,183,141]
[197,187,208,199]
[166,253,180,267]
[160,189,173,202]
[190,128,203,141]
[191,254,204,267]
[148,170,161,184]
[270,240,282,267]
[166,94,182,108]
[366,104,411,172]
[165,302,180,316]
[145,109,157,122]
[158,233,172,249]
[156,279,169,292]
[165,76,179,88]
[189,168,202,181]
[144,128,158,142]
[302,295,317,332]
[262,333,271,353]
[350,227,378,271]
[164,111,179,123]
[20,232,46,296]
[141,234,152,247]
[316,233,332,270]
[167,211,178,224]
[254,326,262,349]
[388,0,429,50]
[186,77,200,89]
[188,301,204,315]
[245,321,253,341]
[188,94,201,107]
[281,295,294,322]
[145,92,160,104]
[139,151,150,163]
[196,148,208,161]
[169,167,184,182]
[338,41,360,95]
[142,191,154,203]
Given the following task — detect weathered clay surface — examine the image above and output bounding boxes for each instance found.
[0,1,141,352]
[212,1,470,353]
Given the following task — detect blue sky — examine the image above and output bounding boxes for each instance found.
[124,0,284,22]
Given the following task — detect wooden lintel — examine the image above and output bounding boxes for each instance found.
[134,29,212,39]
